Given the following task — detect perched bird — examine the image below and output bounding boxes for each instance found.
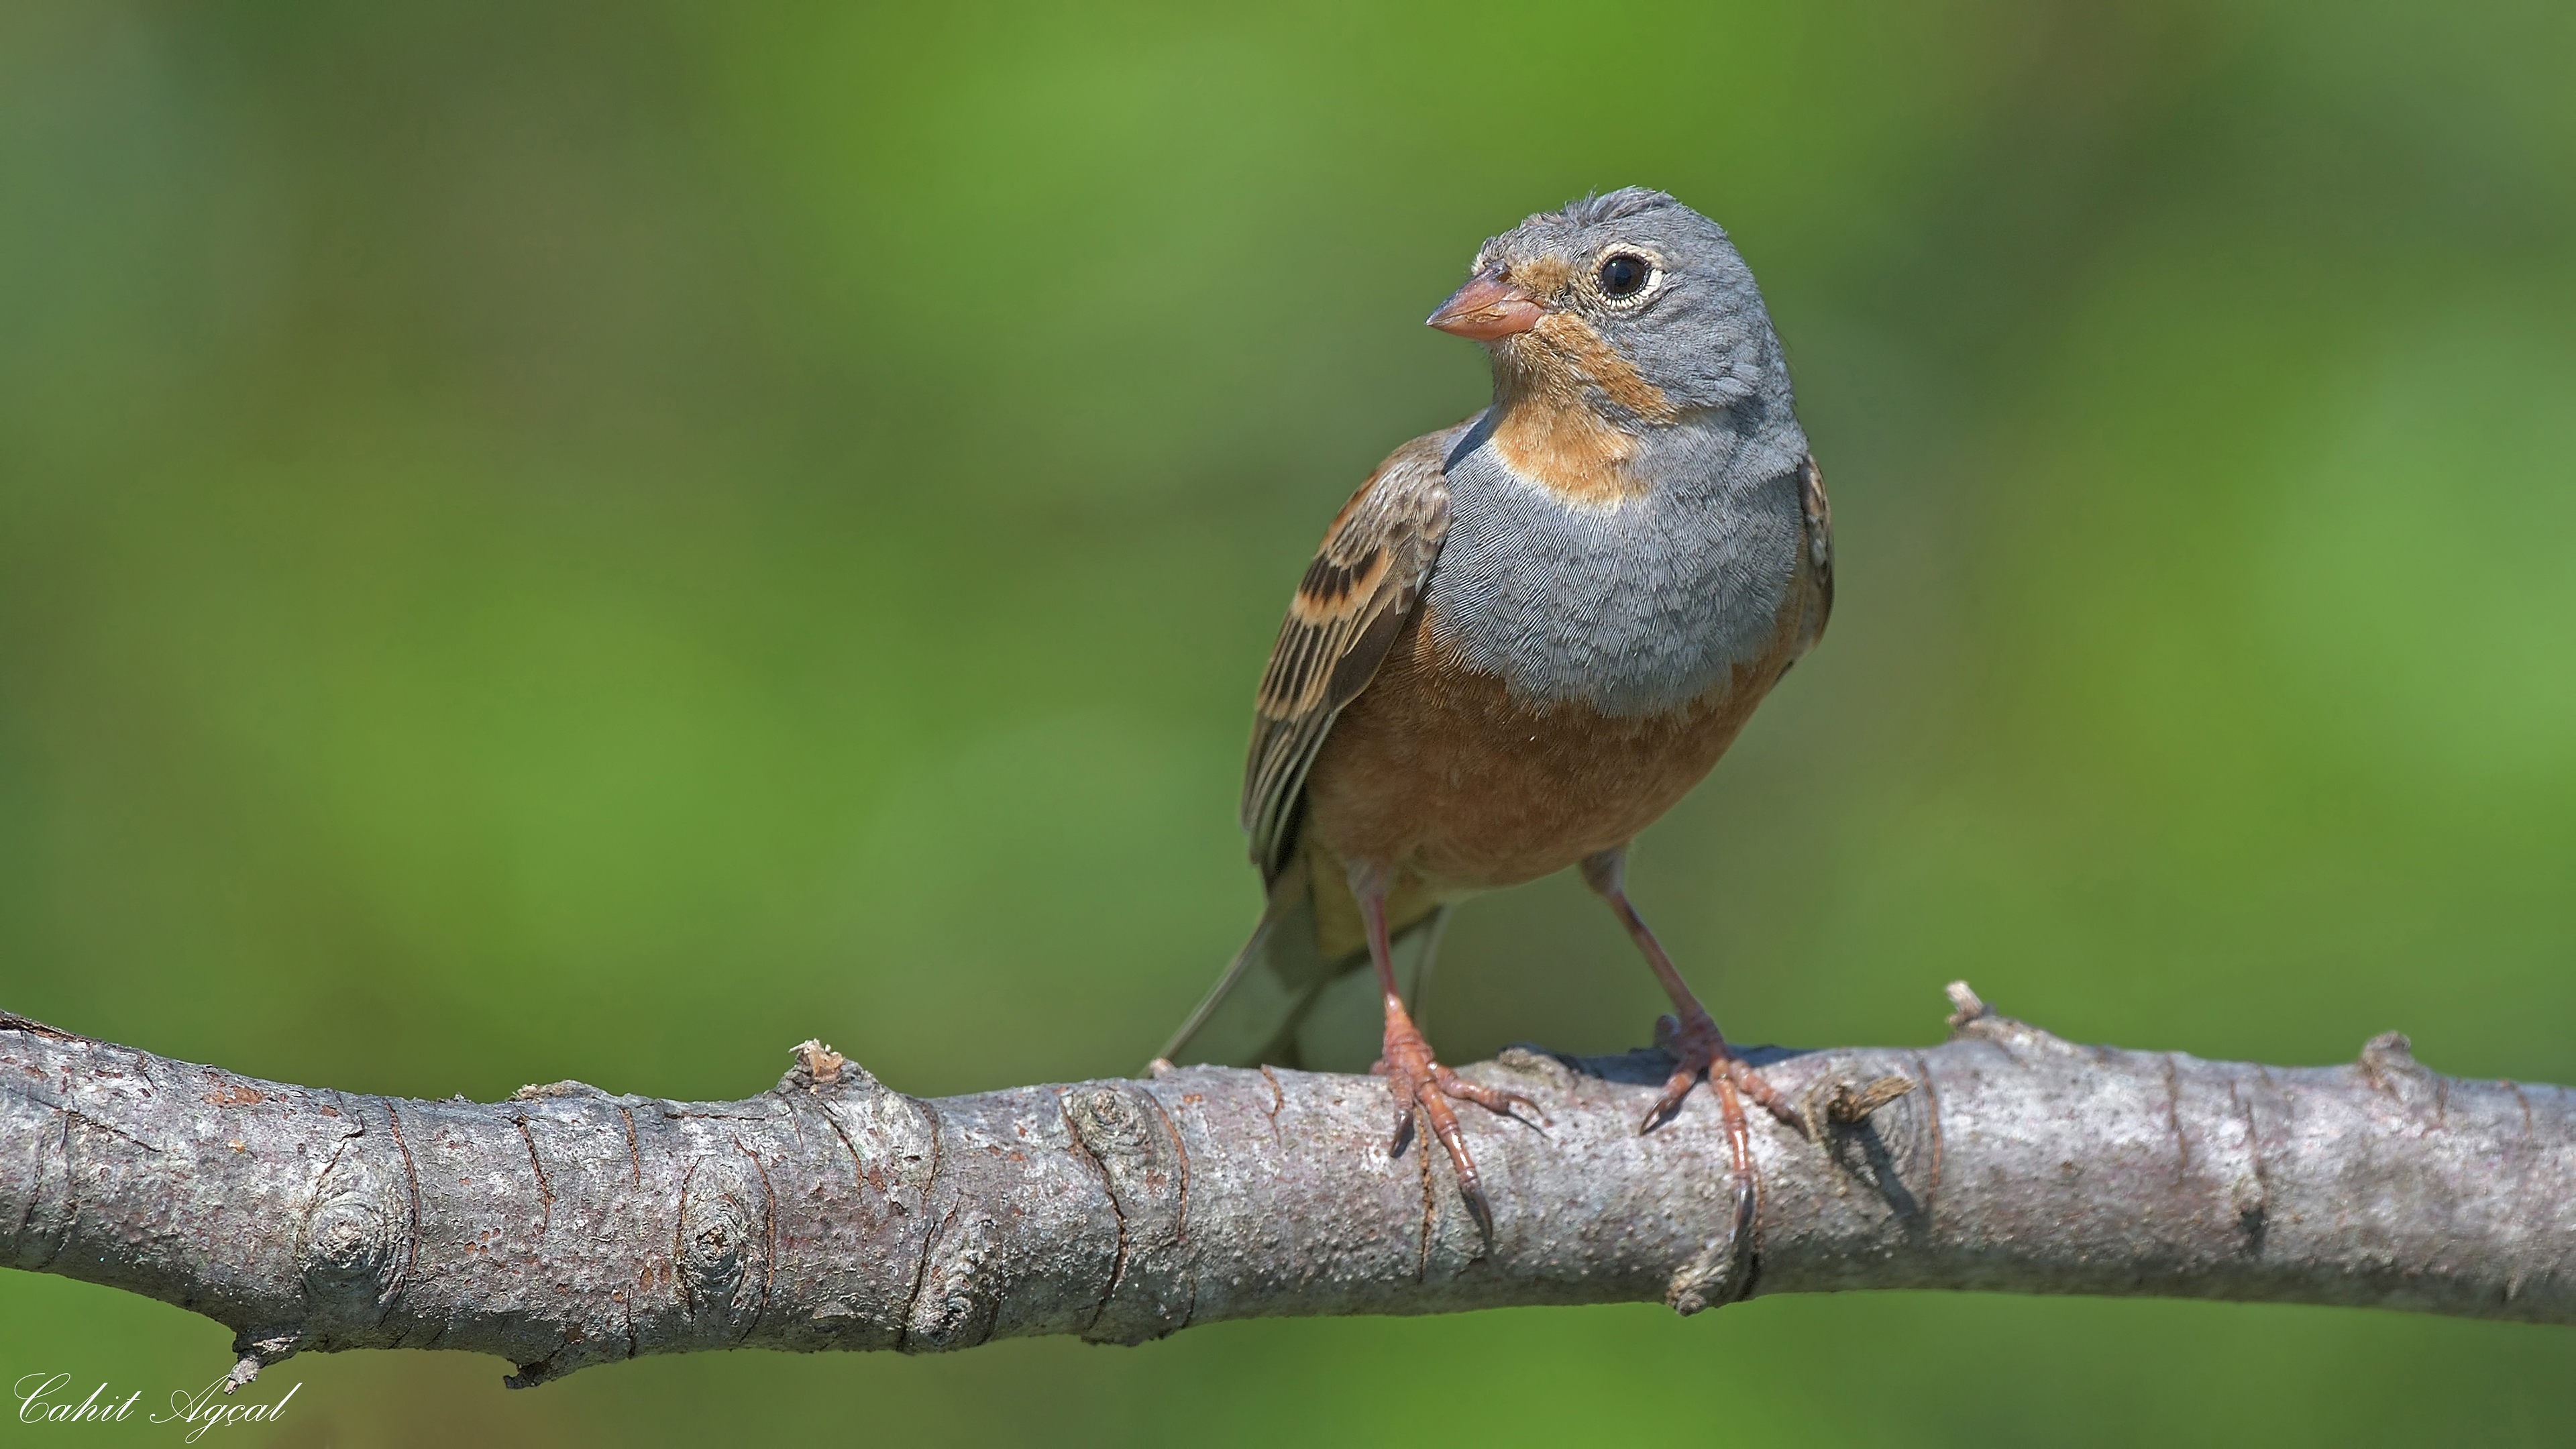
[1159,189,1831,1231]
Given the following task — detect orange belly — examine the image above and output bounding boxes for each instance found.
[1297,593,1807,955]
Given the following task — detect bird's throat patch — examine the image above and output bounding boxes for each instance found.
[1489,313,1678,507]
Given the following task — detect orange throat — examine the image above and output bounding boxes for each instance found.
[1486,312,1676,507]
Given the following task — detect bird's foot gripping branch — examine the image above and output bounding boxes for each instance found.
[3,987,2571,1391]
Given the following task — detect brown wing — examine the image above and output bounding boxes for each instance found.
[1241,423,1464,883]
[1793,451,1833,656]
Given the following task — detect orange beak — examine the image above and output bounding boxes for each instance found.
[1426,268,1543,341]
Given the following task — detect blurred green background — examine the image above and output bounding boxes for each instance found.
[3,1,2572,1444]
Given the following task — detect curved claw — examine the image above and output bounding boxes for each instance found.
[1640,1014,1803,1136]
[1430,1063,1552,1129]
[1378,1038,1548,1242]
[1414,1086,1493,1239]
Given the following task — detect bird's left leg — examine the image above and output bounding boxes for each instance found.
[1352,860,1542,1238]
[1580,847,1803,1136]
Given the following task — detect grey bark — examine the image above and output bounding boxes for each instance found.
[3,984,2570,1392]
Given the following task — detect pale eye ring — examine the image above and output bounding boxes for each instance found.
[1597,252,1654,300]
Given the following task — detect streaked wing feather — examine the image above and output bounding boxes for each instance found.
[1794,451,1833,653]
[1241,425,1462,881]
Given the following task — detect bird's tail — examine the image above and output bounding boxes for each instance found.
[1157,855,1449,1073]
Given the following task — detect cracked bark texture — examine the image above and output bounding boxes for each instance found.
[4,986,2571,1392]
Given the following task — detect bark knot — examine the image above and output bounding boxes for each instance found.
[303,1196,396,1297]
[1067,1082,1194,1346]
[676,1153,770,1340]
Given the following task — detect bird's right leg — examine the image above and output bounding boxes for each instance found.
[1580,844,1788,1285]
[1350,859,1540,1240]
[1580,846,1801,1135]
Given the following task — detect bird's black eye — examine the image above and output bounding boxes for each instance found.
[1597,252,1651,298]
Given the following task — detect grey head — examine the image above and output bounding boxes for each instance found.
[1427,186,1799,443]
[1418,189,1813,715]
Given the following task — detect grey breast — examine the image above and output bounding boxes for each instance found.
[1423,411,1809,718]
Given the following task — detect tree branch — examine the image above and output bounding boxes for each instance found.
[5,985,2570,1391]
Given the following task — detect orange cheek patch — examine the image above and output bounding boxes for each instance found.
[1536,313,1677,425]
